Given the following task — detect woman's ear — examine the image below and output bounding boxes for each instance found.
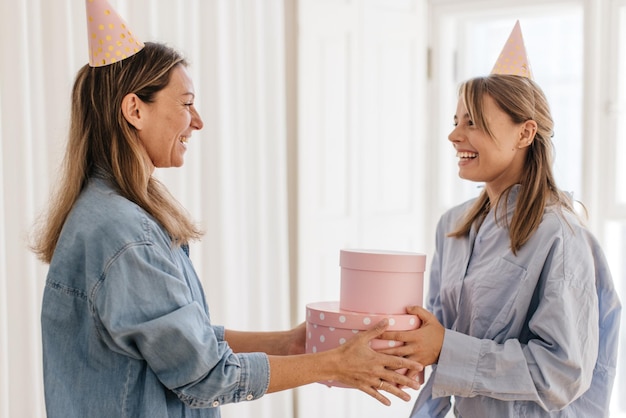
[121,93,144,130]
[518,119,537,148]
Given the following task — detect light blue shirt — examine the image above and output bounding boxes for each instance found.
[411,186,621,417]
[41,176,270,418]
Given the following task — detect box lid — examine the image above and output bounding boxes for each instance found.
[340,249,426,273]
[306,301,420,330]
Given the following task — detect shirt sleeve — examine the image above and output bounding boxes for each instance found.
[410,367,452,418]
[432,229,600,411]
[411,216,453,418]
[426,216,445,321]
[93,242,270,407]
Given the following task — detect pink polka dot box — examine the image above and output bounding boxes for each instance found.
[305,249,426,387]
[305,301,422,387]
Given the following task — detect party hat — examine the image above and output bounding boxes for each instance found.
[85,0,144,67]
[491,20,533,79]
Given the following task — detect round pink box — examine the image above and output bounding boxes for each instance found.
[340,249,426,314]
[305,301,423,387]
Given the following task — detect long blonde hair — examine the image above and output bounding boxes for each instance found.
[32,42,202,263]
[449,74,574,254]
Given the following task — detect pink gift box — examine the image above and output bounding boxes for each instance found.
[305,249,426,388]
[340,249,426,314]
[305,301,423,388]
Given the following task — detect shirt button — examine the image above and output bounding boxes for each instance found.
[212,401,220,407]
[246,394,254,401]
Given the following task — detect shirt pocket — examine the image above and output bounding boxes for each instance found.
[471,257,528,339]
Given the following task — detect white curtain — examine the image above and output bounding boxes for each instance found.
[0,1,292,418]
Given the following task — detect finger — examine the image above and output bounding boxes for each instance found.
[395,369,422,389]
[382,353,424,372]
[385,370,422,391]
[356,318,389,341]
[379,358,423,389]
[375,369,421,391]
[405,368,422,382]
[378,329,410,343]
[360,384,392,406]
[377,380,413,402]
[374,345,414,357]
[405,305,431,321]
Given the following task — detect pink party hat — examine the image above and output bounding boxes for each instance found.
[491,20,533,79]
[85,0,144,67]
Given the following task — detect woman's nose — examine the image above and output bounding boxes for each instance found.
[191,107,204,130]
[448,126,461,144]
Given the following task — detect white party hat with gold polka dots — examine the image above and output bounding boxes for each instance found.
[85,0,144,67]
[491,20,533,79]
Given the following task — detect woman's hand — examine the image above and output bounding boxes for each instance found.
[330,318,424,406]
[266,319,423,405]
[377,306,445,381]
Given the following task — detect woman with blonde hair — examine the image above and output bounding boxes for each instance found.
[32,4,423,417]
[381,27,621,417]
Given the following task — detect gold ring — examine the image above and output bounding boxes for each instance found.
[378,380,384,389]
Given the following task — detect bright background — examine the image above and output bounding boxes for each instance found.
[0,1,624,418]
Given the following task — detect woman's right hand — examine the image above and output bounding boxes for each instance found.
[266,319,423,405]
[330,318,424,405]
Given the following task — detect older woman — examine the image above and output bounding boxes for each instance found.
[32,40,423,418]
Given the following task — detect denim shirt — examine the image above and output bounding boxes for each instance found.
[41,176,270,418]
[411,186,621,418]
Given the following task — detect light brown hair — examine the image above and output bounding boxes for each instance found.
[32,42,202,263]
[449,74,574,254]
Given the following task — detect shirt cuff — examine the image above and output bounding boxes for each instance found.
[237,352,270,400]
[432,329,481,398]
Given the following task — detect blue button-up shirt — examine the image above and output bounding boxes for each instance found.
[411,186,621,417]
[41,176,270,418]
